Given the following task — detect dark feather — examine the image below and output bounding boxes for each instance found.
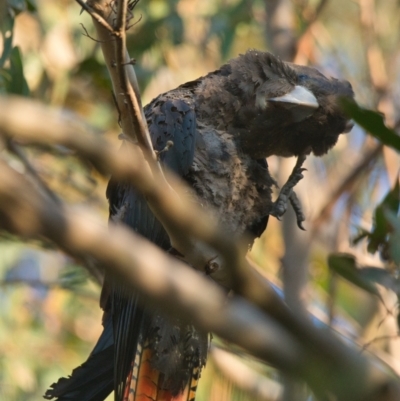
[44,316,114,401]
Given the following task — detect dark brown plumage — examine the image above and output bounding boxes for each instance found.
[45,50,354,401]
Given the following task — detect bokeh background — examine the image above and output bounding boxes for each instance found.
[0,0,400,400]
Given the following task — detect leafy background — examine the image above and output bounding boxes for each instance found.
[0,0,399,400]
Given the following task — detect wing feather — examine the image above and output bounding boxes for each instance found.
[107,94,197,399]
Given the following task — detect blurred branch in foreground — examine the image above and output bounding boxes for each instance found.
[210,345,282,401]
[0,96,400,401]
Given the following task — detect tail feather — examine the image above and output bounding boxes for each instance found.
[135,346,160,401]
[44,316,114,401]
[43,346,114,401]
[123,340,199,401]
[124,341,159,401]
[187,367,201,401]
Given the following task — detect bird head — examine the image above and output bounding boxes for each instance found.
[227,51,355,158]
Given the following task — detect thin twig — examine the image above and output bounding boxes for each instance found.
[361,334,400,352]
[312,143,383,232]
[76,0,114,33]
[127,13,142,30]
[358,0,388,93]
[300,0,330,36]
[312,115,400,232]
[5,138,61,204]
[115,0,128,35]
[87,0,153,152]
[80,23,107,43]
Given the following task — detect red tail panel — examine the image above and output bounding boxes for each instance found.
[123,342,200,401]
[157,388,188,401]
[135,347,160,401]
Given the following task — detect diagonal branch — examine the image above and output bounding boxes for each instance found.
[210,345,283,401]
[0,156,303,377]
[0,96,399,401]
[86,0,151,151]
[76,0,114,33]
[5,138,61,204]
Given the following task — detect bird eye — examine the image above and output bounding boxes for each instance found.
[297,74,307,83]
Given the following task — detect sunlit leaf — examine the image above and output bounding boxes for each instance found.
[206,0,252,58]
[351,229,370,246]
[60,264,90,289]
[166,13,183,45]
[357,267,400,293]
[0,15,14,68]
[353,180,400,259]
[328,253,380,296]
[5,46,30,96]
[341,98,400,152]
[370,180,399,253]
[7,0,27,14]
[25,0,36,12]
[386,210,400,265]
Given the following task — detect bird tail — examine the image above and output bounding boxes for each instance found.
[44,315,114,401]
[123,340,201,401]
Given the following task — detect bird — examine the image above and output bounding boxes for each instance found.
[44,50,354,401]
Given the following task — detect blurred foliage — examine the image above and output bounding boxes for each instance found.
[1,0,400,400]
[329,103,400,341]
[342,99,400,152]
[328,253,382,298]
[352,178,400,260]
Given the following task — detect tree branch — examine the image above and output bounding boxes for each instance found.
[5,138,61,204]
[210,346,283,401]
[76,0,114,33]
[0,157,303,375]
[86,0,151,150]
[0,96,399,401]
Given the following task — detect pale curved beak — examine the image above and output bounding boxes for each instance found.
[268,85,319,109]
[267,85,319,123]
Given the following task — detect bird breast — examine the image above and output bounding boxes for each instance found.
[186,122,274,238]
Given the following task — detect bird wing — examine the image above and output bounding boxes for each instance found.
[106,95,197,400]
[44,95,197,401]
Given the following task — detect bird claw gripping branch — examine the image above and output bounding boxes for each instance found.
[270,154,307,230]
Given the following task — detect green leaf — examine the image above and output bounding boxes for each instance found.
[7,0,27,14]
[340,98,400,152]
[357,180,400,258]
[166,13,183,45]
[206,0,252,58]
[4,46,30,96]
[25,0,37,12]
[385,210,400,264]
[357,267,400,293]
[60,264,89,289]
[0,15,14,68]
[351,229,370,246]
[397,310,400,331]
[371,180,399,251]
[328,253,380,296]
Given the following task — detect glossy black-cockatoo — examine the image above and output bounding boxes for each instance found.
[45,50,354,401]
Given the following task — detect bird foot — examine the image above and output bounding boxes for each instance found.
[270,154,307,230]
